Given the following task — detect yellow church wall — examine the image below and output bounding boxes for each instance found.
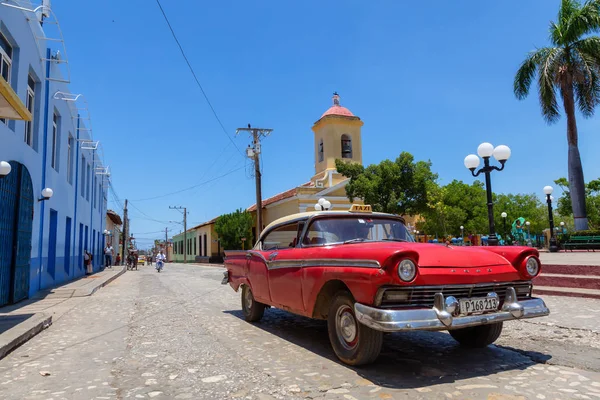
[312,118,363,175]
[263,199,301,226]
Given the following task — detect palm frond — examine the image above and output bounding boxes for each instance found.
[572,36,600,116]
[574,35,600,65]
[537,48,562,123]
[561,0,600,44]
[514,47,558,100]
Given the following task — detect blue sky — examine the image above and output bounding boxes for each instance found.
[52,0,600,248]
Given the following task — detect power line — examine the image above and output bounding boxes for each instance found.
[128,201,171,224]
[130,164,245,202]
[155,0,244,158]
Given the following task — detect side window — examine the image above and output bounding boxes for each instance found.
[261,222,304,251]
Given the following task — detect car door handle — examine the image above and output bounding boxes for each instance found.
[268,252,278,261]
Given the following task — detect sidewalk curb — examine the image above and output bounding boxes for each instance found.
[86,266,127,297]
[0,313,52,360]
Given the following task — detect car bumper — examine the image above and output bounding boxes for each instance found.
[354,287,550,332]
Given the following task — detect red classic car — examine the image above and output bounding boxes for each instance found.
[222,206,550,366]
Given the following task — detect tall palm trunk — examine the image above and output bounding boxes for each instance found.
[562,80,589,231]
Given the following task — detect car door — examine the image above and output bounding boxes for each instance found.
[261,221,307,313]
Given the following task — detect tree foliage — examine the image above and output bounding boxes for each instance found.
[335,152,438,215]
[418,181,549,239]
[214,209,254,251]
[554,176,600,229]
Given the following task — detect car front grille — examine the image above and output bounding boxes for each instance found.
[375,281,533,308]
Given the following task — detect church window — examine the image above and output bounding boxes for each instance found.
[341,134,352,159]
[318,139,324,162]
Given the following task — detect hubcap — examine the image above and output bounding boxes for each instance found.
[244,288,253,310]
[336,305,358,350]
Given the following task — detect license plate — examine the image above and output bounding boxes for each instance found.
[459,296,498,315]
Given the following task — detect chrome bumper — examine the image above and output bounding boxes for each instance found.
[354,287,550,332]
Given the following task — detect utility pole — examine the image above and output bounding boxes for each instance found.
[164,227,169,261]
[122,199,128,265]
[169,206,187,263]
[236,124,273,240]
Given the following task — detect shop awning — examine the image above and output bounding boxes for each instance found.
[0,78,31,121]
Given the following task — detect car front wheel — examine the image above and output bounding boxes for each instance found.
[449,322,503,348]
[327,291,383,366]
[241,285,265,322]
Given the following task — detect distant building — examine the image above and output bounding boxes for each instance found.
[0,3,109,305]
[171,218,220,263]
[105,210,123,263]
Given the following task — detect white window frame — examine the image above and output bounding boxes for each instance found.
[0,33,12,84]
[0,33,12,125]
[25,76,35,146]
[51,113,58,170]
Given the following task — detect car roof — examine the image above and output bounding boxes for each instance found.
[262,210,402,234]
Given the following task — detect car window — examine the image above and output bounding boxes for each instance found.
[261,222,304,251]
[304,216,413,246]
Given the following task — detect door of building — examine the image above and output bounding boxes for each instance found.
[0,161,34,306]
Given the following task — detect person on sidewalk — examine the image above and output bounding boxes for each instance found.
[84,250,93,275]
[104,244,114,269]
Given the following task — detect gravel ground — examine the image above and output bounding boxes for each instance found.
[0,264,598,400]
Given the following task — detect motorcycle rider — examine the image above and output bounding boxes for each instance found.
[155,250,166,271]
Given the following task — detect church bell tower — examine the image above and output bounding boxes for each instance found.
[311,93,363,183]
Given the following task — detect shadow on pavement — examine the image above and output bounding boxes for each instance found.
[224,307,552,389]
[0,314,35,334]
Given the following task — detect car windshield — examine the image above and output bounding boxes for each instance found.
[304,216,414,246]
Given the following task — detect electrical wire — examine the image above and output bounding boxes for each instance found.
[155,0,244,158]
[130,164,245,202]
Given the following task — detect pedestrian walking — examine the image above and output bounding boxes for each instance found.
[116,254,121,266]
[104,244,114,269]
[84,250,93,275]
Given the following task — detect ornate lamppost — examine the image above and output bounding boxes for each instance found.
[460,225,464,246]
[314,198,332,211]
[525,221,532,247]
[0,161,11,179]
[543,186,559,253]
[464,143,511,246]
[501,212,508,245]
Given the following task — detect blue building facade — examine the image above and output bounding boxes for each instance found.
[0,3,108,305]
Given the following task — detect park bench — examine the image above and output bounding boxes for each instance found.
[563,235,600,252]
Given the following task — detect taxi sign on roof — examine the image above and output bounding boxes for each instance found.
[350,204,372,213]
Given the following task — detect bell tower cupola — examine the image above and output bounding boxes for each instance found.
[311,92,363,178]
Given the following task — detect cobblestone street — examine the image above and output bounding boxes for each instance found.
[0,264,599,400]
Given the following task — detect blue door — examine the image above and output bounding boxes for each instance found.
[64,217,71,277]
[47,210,58,279]
[0,161,33,305]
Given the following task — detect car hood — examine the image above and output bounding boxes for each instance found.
[324,242,513,268]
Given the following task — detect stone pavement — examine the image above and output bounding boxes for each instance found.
[539,252,600,266]
[0,266,126,360]
[0,264,597,400]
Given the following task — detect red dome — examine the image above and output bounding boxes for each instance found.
[321,105,354,118]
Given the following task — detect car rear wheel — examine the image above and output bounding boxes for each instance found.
[449,322,503,348]
[327,291,382,366]
[241,285,265,322]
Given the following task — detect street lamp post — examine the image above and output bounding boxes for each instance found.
[544,186,559,253]
[525,221,532,247]
[464,143,511,246]
[460,226,464,246]
[314,198,332,211]
[0,161,11,179]
[501,212,507,245]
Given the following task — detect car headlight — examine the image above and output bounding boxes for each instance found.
[398,259,417,282]
[524,256,540,277]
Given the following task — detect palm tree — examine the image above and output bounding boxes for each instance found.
[514,0,600,231]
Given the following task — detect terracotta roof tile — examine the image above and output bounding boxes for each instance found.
[247,182,312,212]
